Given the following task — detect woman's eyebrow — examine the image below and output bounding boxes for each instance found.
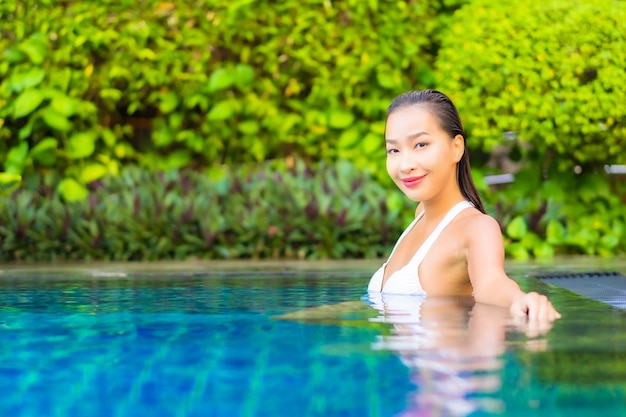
[385,131,427,143]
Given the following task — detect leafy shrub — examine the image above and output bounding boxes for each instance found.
[485,168,626,259]
[0,0,467,201]
[2,160,624,261]
[0,160,415,262]
[435,0,626,169]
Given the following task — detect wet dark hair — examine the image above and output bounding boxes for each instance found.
[386,89,486,214]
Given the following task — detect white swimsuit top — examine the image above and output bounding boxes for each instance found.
[368,200,473,295]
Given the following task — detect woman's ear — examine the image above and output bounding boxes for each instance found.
[452,134,465,163]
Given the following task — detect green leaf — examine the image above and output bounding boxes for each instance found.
[32,150,57,166]
[100,88,123,103]
[114,142,135,159]
[532,242,554,259]
[328,110,355,129]
[370,121,386,135]
[470,169,489,193]
[362,132,382,156]
[208,101,234,121]
[159,91,179,114]
[41,107,72,131]
[238,120,259,134]
[338,126,361,149]
[30,137,58,156]
[540,179,566,202]
[165,150,192,168]
[184,94,209,111]
[109,66,130,80]
[19,36,47,65]
[169,112,184,129]
[18,118,34,140]
[250,140,265,161]
[137,48,156,60]
[13,89,44,118]
[0,61,8,77]
[9,67,46,92]
[4,47,26,64]
[600,234,619,250]
[128,101,141,115]
[507,243,530,260]
[386,193,404,212]
[68,131,98,159]
[101,129,117,147]
[55,67,72,93]
[58,178,89,202]
[206,166,227,182]
[50,94,78,117]
[79,163,108,183]
[234,64,254,88]
[546,220,565,243]
[0,172,22,196]
[506,216,528,240]
[5,142,29,173]
[376,67,398,89]
[208,68,234,92]
[153,128,174,147]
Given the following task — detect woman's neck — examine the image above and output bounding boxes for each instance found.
[419,190,466,223]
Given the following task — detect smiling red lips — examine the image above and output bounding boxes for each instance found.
[402,175,425,188]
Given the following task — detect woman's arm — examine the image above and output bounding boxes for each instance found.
[466,214,561,321]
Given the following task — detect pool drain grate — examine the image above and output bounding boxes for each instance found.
[532,271,626,309]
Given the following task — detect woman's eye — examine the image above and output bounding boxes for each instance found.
[386,148,398,154]
[415,142,427,149]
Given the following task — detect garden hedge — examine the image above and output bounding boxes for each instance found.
[435,0,626,169]
[1,161,625,262]
[0,160,415,262]
[1,0,467,201]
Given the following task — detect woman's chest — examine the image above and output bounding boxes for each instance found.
[419,229,471,294]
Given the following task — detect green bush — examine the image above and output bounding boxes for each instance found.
[435,0,626,169]
[484,168,626,259]
[0,160,415,262]
[0,0,467,201]
[2,159,624,261]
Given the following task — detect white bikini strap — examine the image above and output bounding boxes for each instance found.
[409,200,473,265]
[383,210,425,264]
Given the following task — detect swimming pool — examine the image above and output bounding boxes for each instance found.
[1,260,625,416]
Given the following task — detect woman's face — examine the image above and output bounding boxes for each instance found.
[385,105,464,202]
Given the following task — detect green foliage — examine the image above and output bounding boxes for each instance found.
[0,173,22,196]
[1,159,624,261]
[0,160,415,262]
[0,0,467,202]
[0,1,119,201]
[485,168,626,259]
[436,0,626,169]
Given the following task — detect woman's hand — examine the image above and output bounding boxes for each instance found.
[510,291,561,321]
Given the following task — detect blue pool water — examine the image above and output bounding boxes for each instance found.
[1,265,626,416]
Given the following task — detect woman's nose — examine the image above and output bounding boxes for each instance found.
[399,152,418,173]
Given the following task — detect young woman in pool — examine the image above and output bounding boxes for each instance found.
[368,89,561,321]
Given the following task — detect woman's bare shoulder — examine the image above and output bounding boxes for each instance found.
[457,209,503,240]
[469,210,501,228]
